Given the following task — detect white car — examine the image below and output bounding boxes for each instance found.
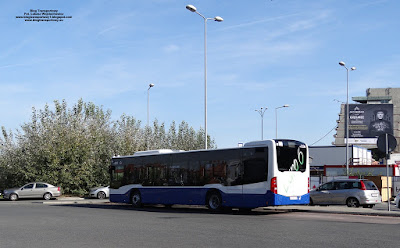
[89,186,109,199]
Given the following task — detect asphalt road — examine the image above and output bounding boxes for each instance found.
[0,201,398,248]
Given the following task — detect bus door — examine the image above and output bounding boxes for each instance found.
[223,159,243,206]
[206,149,242,206]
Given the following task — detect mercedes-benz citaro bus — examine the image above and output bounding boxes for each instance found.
[109,139,309,211]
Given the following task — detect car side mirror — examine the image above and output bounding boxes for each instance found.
[21,188,24,190]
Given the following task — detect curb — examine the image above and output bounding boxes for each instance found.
[284,208,400,217]
[264,204,400,217]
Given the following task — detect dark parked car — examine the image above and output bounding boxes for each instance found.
[309,179,381,208]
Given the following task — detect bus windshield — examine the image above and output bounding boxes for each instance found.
[276,140,307,172]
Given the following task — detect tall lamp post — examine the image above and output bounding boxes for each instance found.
[147,83,155,127]
[255,107,268,140]
[275,105,289,139]
[186,4,223,149]
[339,61,356,176]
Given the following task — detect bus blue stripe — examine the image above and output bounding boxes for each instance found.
[110,188,309,208]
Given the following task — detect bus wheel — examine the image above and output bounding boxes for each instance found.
[206,191,222,211]
[131,190,142,208]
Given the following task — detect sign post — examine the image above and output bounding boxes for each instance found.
[377,133,397,211]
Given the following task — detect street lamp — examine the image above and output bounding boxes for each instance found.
[147,83,155,127]
[186,4,223,149]
[275,105,289,139]
[255,107,268,140]
[339,61,356,176]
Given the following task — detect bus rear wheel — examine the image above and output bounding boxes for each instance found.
[206,191,222,211]
[131,190,142,208]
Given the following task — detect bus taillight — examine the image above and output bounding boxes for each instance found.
[308,177,310,193]
[271,177,277,194]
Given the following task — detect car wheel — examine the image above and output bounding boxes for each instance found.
[9,193,18,201]
[346,197,360,208]
[206,190,222,211]
[43,193,52,200]
[309,198,314,206]
[131,190,142,208]
[97,191,106,199]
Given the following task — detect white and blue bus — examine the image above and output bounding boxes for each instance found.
[109,139,309,210]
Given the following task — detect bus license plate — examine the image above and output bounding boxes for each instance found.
[290,196,298,200]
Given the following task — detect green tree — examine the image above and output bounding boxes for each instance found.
[0,99,216,195]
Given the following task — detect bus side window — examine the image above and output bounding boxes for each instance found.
[242,148,268,184]
[110,164,124,189]
[109,166,115,181]
[226,161,242,186]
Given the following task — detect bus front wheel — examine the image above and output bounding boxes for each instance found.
[131,190,142,208]
[206,191,222,211]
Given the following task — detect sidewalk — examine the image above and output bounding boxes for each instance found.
[265,201,400,217]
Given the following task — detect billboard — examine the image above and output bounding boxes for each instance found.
[345,104,393,144]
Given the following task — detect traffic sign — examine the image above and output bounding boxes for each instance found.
[377,133,397,153]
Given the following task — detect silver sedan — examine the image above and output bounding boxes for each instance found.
[3,182,62,201]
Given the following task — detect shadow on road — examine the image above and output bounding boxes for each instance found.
[51,202,293,216]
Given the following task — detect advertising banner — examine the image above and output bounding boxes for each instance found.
[345,104,393,144]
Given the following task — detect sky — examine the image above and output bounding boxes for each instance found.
[0,0,399,149]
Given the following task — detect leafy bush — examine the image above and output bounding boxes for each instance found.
[0,99,215,194]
